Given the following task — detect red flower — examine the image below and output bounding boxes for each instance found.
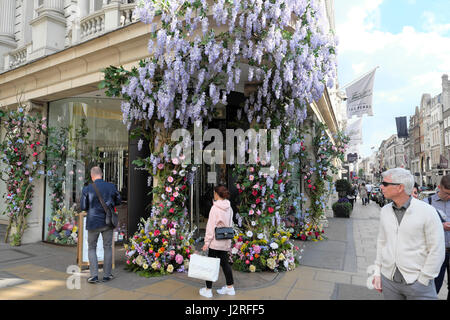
[159,203,164,208]
[36,141,41,145]
[154,230,161,236]
[301,234,307,241]
[277,179,283,184]
[268,207,274,213]
[252,190,258,196]
[238,189,243,194]
[30,144,35,149]
[181,185,187,190]
[270,194,275,199]
[312,186,316,190]
[255,198,261,204]
[308,184,312,188]
[315,232,319,237]
[170,197,175,201]
[169,208,174,213]
[33,152,38,157]
[307,180,311,183]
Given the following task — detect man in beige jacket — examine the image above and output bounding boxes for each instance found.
[372,168,445,300]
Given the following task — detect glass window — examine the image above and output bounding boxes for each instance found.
[44,97,128,245]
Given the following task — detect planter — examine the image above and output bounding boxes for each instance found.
[332,202,352,218]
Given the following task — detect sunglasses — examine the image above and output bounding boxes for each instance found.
[381,182,402,187]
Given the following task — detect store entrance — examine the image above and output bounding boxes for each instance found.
[191,92,248,237]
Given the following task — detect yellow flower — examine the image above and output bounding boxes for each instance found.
[278,253,286,261]
[143,263,148,270]
[131,245,135,250]
[273,233,280,238]
[151,262,159,270]
[167,264,174,273]
[124,244,129,250]
[249,265,256,273]
[72,226,78,233]
[140,229,145,234]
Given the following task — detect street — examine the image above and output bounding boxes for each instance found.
[0,200,447,300]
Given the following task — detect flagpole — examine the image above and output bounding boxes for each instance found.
[342,66,379,89]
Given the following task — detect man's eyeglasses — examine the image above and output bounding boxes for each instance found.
[381,182,402,187]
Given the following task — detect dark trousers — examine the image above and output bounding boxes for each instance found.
[349,199,355,209]
[434,250,450,300]
[88,226,113,278]
[206,248,234,289]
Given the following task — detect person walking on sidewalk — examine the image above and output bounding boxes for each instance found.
[347,184,357,209]
[424,174,450,300]
[199,185,235,298]
[372,168,445,300]
[359,183,368,206]
[80,166,121,284]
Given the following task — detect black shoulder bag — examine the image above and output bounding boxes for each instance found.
[215,209,234,240]
[92,182,118,228]
[428,197,446,223]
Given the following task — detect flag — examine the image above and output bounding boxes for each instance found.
[396,117,408,138]
[346,118,363,146]
[345,68,377,119]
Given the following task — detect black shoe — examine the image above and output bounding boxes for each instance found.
[103,275,115,282]
[87,276,99,284]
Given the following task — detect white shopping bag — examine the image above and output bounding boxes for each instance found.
[188,253,221,282]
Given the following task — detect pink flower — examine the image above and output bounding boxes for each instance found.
[166,187,172,193]
[245,260,250,265]
[25,171,29,175]
[167,176,174,183]
[17,162,22,166]
[161,218,168,225]
[173,192,179,197]
[157,163,164,170]
[175,254,184,264]
[249,175,254,181]
[249,209,254,215]
[169,250,176,256]
[169,228,176,236]
[172,158,179,165]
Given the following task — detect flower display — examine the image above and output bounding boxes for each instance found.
[46,206,78,245]
[124,216,196,277]
[230,227,299,273]
[0,107,48,246]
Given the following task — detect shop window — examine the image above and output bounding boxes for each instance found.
[44,97,128,245]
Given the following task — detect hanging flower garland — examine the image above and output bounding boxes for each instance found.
[101,0,337,275]
[290,122,350,241]
[0,107,48,246]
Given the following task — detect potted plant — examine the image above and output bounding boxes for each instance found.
[332,198,353,218]
[335,179,352,198]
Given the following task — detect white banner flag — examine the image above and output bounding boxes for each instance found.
[346,69,377,118]
[346,118,363,141]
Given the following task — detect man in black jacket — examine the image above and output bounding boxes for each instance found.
[80,166,121,284]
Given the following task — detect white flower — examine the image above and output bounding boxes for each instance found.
[251,221,256,226]
[257,233,264,240]
[231,247,238,255]
[270,242,279,250]
[246,231,253,238]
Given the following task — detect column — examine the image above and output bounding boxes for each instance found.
[104,0,122,32]
[0,0,17,71]
[30,0,66,59]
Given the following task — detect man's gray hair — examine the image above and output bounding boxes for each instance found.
[91,166,103,177]
[382,168,414,195]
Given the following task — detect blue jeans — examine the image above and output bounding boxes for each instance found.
[434,250,449,300]
[88,226,113,278]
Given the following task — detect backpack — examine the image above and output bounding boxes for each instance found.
[428,197,447,223]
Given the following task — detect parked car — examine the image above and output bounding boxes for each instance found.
[418,190,437,201]
[370,187,381,201]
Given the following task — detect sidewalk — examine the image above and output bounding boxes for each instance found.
[0,201,447,300]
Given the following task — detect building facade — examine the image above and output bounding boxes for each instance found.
[0,0,343,244]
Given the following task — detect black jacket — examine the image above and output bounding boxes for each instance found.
[80,179,121,230]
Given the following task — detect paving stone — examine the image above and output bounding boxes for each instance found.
[314,271,352,284]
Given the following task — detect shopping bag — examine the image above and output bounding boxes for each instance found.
[188,254,220,282]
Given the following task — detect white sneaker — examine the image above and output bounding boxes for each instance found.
[199,287,213,298]
[217,286,235,295]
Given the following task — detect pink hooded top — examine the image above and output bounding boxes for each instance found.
[204,199,233,251]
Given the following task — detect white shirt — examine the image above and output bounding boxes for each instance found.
[374,198,445,286]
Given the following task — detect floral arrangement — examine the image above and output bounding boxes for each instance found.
[46,206,78,245]
[101,0,337,274]
[0,106,48,246]
[230,227,299,273]
[124,217,196,277]
[291,222,326,242]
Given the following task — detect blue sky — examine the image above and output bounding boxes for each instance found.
[335,0,450,158]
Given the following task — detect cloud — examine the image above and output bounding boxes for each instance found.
[336,0,450,157]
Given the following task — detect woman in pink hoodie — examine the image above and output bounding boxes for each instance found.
[199,185,235,298]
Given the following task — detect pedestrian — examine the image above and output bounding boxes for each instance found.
[199,185,235,298]
[366,183,373,204]
[359,183,368,206]
[80,166,121,284]
[372,168,445,300]
[347,184,357,209]
[424,175,450,301]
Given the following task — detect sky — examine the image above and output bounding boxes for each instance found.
[335,0,450,158]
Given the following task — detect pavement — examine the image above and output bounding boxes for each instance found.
[0,200,447,300]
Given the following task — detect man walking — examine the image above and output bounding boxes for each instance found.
[372,168,445,300]
[80,166,121,284]
[425,174,450,300]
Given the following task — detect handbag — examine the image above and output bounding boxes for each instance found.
[188,253,221,282]
[215,208,234,240]
[92,181,118,228]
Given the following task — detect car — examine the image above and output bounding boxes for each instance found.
[418,190,437,201]
[370,187,381,201]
